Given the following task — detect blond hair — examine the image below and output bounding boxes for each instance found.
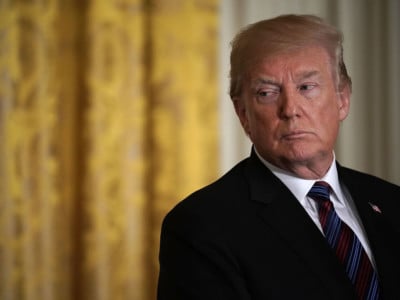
[229,14,352,99]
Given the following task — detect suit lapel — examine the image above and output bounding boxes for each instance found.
[243,154,356,298]
[338,166,400,298]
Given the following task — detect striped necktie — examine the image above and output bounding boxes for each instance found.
[308,181,380,299]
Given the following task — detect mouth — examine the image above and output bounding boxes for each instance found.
[281,131,311,140]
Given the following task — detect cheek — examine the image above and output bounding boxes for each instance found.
[318,99,342,125]
[318,114,340,144]
[249,109,277,138]
[249,109,267,129]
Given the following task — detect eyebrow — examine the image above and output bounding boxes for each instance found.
[251,70,322,88]
[295,70,320,80]
[252,78,280,86]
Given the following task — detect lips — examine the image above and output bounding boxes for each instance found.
[281,131,310,140]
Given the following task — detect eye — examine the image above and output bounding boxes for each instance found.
[258,91,272,96]
[299,84,315,91]
[298,83,320,98]
[255,88,280,103]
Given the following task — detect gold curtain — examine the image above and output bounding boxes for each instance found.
[0,1,219,299]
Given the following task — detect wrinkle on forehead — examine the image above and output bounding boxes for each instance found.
[246,47,333,87]
[251,70,322,86]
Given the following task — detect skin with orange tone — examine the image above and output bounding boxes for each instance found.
[234,46,351,179]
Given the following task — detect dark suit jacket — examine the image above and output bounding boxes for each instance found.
[158,151,400,299]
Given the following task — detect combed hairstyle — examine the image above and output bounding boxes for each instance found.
[229,14,352,99]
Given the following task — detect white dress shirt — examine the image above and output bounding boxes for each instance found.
[255,150,377,268]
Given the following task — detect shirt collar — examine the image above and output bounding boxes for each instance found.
[254,148,344,203]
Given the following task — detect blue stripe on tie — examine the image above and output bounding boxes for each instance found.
[347,238,362,282]
[326,214,341,245]
[308,181,381,299]
[367,272,379,299]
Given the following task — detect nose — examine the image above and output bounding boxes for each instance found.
[278,88,300,119]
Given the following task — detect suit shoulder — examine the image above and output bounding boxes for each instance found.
[340,166,400,191]
[161,158,250,231]
[171,158,249,212]
[339,166,400,219]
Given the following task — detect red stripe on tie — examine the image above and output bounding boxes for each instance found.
[308,181,381,299]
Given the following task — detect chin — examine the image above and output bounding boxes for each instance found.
[282,148,317,163]
[285,147,332,164]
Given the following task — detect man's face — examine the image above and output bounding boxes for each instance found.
[234,46,350,177]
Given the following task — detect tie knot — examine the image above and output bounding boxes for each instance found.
[308,181,331,201]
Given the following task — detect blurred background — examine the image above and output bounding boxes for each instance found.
[0,0,399,299]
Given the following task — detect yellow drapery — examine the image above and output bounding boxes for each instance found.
[0,1,218,299]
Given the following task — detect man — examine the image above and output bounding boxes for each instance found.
[157,14,400,299]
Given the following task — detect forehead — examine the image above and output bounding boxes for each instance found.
[247,46,332,81]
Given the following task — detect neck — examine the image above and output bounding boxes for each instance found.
[256,149,335,180]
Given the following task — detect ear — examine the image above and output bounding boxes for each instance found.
[338,84,351,121]
[233,97,250,135]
